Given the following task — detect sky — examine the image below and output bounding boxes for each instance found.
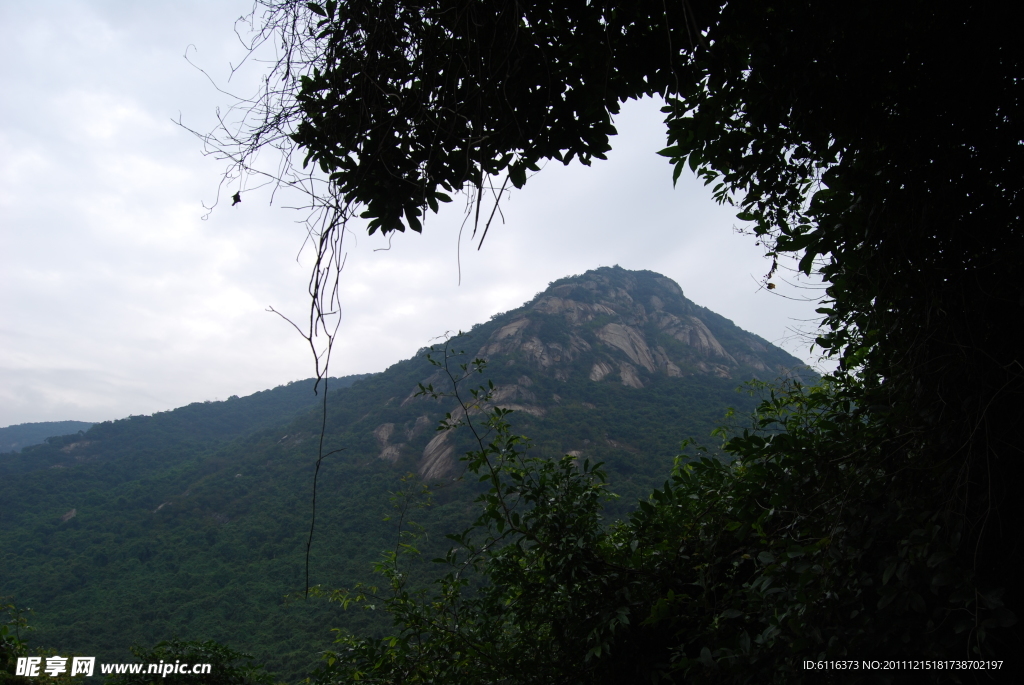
[0,0,830,427]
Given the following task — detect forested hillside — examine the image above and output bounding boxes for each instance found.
[0,268,811,681]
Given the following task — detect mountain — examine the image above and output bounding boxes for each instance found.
[485,266,804,385]
[0,267,814,681]
[0,421,95,454]
[362,266,810,487]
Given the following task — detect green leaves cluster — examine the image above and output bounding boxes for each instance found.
[290,0,693,234]
[0,600,31,685]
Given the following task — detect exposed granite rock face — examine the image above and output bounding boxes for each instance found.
[654,313,735,362]
[374,423,395,446]
[618,362,644,389]
[419,432,454,480]
[590,361,614,381]
[596,323,657,372]
[375,422,403,462]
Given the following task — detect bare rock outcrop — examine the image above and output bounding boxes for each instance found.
[374,423,395,446]
[653,312,735,362]
[419,432,454,480]
[375,422,406,462]
[590,361,615,381]
[596,323,657,372]
[618,362,644,389]
[531,296,616,324]
[517,335,590,369]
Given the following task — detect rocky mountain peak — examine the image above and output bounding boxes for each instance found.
[476,266,806,388]
[387,267,813,480]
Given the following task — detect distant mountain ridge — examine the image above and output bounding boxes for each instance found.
[0,421,95,453]
[0,375,371,477]
[0,267,814,680]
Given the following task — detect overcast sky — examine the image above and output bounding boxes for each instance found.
[0,0,830,427]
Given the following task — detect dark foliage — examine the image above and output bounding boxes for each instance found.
[655,2,1024,661]
[291,0,693,234]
